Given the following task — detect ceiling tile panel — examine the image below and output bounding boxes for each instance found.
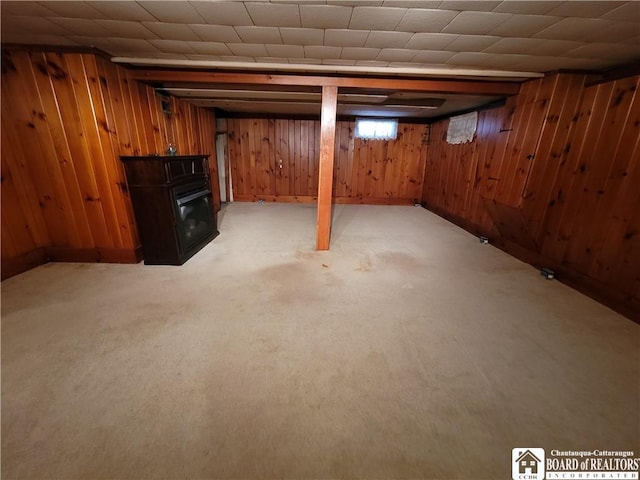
[492,1,561,15]
[533,17,616,41]
[404,32,458,49]
[34,1,106,19]
[483,37,545,54]
[142,22,202,41]
[526,39,584,56]
[95,20,158,39]
[266,44,305,58]
[442,11,512,34]
[288,57,323,64]
[89,2,157,21]
[563,43,640,61]
[446,52,492,66]
[1,1,56,16]
[47,17,113,37]
[488,14,562,37]
[445,35,501,52]
[2,33,78,46]
[190,24,242,42]
[382,1,441,7]
[235,26,283,44]
[588,22,640,43]
[376,48,416,61]
[439,1,502,12]
[349,7,406,30]
[324,29,370,47]
[186,41,232,55]
[190,1,253,26]
[364,31,412,48]
[602,2,640,23]
[279,27,324,45]
[341,47,382,60]
[300,5,352,29]
[245,2,301,27]
[1,16,72,35]
[105,37,159,53]
[185,54,223,61]
[254,57,290,64]
[227,43,269,57]
[148,39,197,54]
[546,1,626,19]
[322,59,357,65]
[304,45,342,58]
[140,1,205,23]
[394,8,459,33]
[411,50,456,63]
[328,1,382,5]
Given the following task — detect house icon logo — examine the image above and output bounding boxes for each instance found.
[512,448,545,480]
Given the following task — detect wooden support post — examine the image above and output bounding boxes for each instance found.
[316,85,338,251]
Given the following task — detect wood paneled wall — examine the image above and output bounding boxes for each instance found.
[421,73,640,320]
[226,117,427,204]
[1,49,220,279]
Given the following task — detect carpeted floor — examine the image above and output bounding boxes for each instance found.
[2,203,638,479]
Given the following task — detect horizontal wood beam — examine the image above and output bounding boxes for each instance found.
[128,70,521,96]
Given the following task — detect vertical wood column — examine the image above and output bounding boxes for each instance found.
[316,85,338,250]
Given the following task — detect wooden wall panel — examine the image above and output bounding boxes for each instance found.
[421,72,640,320]
[227,117,427,204]
[1,49,220,278]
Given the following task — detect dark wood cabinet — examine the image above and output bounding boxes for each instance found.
[121,154,219,265]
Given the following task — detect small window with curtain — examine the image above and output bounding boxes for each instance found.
[355,118,398,140]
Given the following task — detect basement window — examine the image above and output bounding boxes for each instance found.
[355,117,398,140]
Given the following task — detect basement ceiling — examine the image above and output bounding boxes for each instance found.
[1,1,639,118]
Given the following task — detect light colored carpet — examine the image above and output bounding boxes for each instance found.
[2,203,638,479]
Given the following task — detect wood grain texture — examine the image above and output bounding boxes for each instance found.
[317,86,338,251]
[1,49,220,278]
[421,72,640,320]
[227,118,427,204]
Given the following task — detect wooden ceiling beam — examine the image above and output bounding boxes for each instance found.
[129,70,521,96]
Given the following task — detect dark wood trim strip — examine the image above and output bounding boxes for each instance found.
[1,248,48,280]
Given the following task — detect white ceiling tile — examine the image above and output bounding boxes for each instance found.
[235,26,282,43]
[254,57,289,64]
[477,53,531,68]
[288,57,323,65]
[266,44,305,57]
[349,6,406,30]
[148,39,197,54]
[2,33,78,46]
[588,22,640,42]
[94,20,158,39]
[443,11,512,34]
[186,41,232,55]
[492,1,560,15]
[563,43,640,61]
[190,1,253,26]
[354,60,389,67]
[602,2,640,22]
[439,1,502,12]
[394,8,459,33]
[483,37,544,54]
[546,1,626,19]
[446,52,492,66]
[533,17,616,41]
[185,54,223,61]
[227,43,269,57]
[322,59,356,65]
[141,22,202,41]
[510,55,568,71]
[445,35,501,52]
[364,30,412,48]
[488,14,562,37]
[190,24,241,42]
[1,1,56,16]
[34,1,107,19]
[47,17,113,37]
[300,5,352,28]
[376,48,416,61]
[140,1,205,23]
[66,36,119,50]
[382,1,441,7]
[526,39,584,56]
[245,2,301,27]
[218,55,256,63]
[328,0,382,5]
[105,37,159,52]
[411,50,456,63]
[1,15,72,35]
[279,27,324,45]
[89,2,157,21]
[324,29,369,47]
[404,32,458,49]
[341,47,381,60]
[304,45,342,58]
